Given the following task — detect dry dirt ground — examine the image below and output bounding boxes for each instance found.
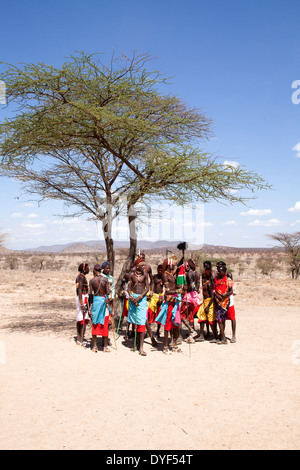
[0,268,300,450]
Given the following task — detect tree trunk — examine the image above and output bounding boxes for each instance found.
[102,204,115,274]
[104,234,115,274]
[114,202,138,318]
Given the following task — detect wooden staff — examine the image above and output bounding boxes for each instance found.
[132,295,138,352]
[108,301,117,351]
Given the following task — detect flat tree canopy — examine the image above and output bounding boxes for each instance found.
[0,51,270,306]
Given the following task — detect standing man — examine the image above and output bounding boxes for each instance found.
[119,269,130,336]
[147,264,164,339]
[126,259,149,356]
[88,264,112,352]
[156,257,181,354]
[180,259,201,342]
[101,261,114,314]
[139,252,153,284]
[213,262,233,344]
[75,263,90,346]
[138,255,158,347]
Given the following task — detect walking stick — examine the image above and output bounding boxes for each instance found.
[186,295,192,358]
[110,311,117,351]
[106,298,117,351]
[134,300,138,352]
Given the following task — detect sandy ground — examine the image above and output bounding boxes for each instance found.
[0,269,300,450]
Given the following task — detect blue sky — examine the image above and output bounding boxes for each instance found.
[0,0,299,250]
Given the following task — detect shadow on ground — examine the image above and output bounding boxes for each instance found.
[1,298,75,337]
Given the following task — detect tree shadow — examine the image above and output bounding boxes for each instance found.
[2,298,75,337]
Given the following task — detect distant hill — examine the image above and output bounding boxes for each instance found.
[24,239,279,253]
[25,239,203,253]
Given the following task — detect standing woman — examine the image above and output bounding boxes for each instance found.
[75,263,90,346]
[214,262,233,344]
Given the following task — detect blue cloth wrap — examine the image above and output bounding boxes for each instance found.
[127,293,147,326]
[92,296,109,325]
[155,294,181,327]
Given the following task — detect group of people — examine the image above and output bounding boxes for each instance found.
[75,253,237,355]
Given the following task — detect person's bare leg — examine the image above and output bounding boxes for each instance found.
[139,332,147,356]
[230,320,237,342]
[163,330,171,354]
[103,336,111,352]
[146,320,157,346]
[76,322,82,344]
[77,323,85,344]
[172,327,182,351]
[217,322,227,344]
[82,323,86,342]
[199,322,205,341]
[92,335,98,352]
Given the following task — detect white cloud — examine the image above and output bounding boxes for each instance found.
[223,160,240,169]
[240,209,272,216]
[223,220,238,225]
[292,142,300,158]
[51,217,82,225]
[226,188,239,195]
[27,213,38,219]
[288,201,300,212]
[247,218,284,227]
[21,222,46,229]
[291,220,300,226]
[11,212,23,218]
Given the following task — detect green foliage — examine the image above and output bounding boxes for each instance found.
[0,52,271,297]
[268,232,300,279]
[255,257,277,277]
[0,51,269,210]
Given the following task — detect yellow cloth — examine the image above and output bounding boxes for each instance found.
[147,292,163,313]
[197,297,215,323]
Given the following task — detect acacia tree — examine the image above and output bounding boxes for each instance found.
[267,232,300,279]
[0,229,7,251]
[0,52,270,312]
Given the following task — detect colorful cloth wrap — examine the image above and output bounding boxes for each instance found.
[122,298,129,317]
[76,294,89,324]
[92,296,110,325]
[197,298,215,324]
[180,291,201,321]
[214,276,233,323]
[155,295,181,331]
[227,294,236,321]
[91,296,110,337]
[127,293,147,330]
[147,293,163,323]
